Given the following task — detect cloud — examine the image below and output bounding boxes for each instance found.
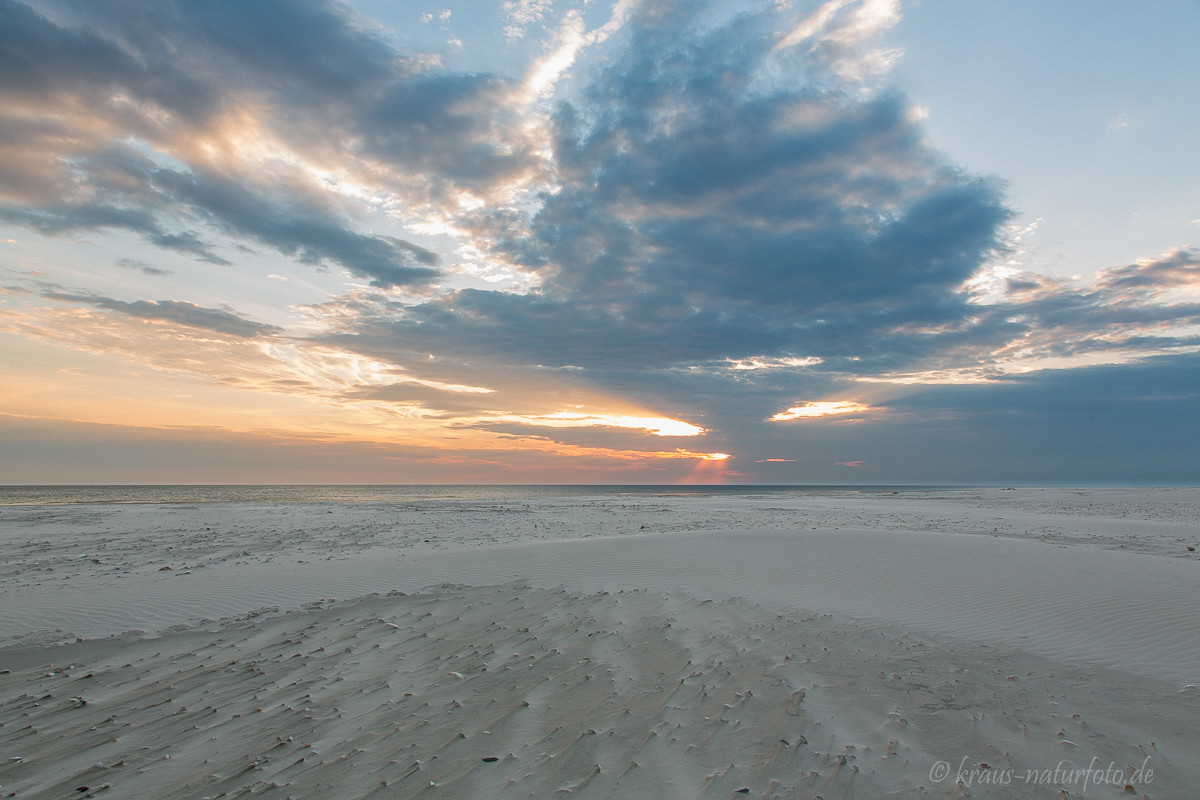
[1091,247,1200,295]
[0,192,232,266]
[772,401,873,421]
[776,0,898,52]
[115,258,172,277]
[911,248,1200,380]
[0,412,735,484]
[774,0,902,83]
[8,279,730,467]
[4,0,1019,383]
[0,0,548,286]
[150,166,443,288]
[874,356,1200,482]
[455,412,704,437]
[42,292,283,338]
[504,0,555,41]
[320,0,1010,385]
[3,0,1199,482]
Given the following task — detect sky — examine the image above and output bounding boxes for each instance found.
[1,0,1198,485]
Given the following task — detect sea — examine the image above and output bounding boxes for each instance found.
[0,484,956,506]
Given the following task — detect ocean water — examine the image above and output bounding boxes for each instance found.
[0,484,951,506]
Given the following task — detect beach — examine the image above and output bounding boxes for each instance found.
[1,487,1197,798]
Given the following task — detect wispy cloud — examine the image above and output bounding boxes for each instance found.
[115,259,172,277]
[503,0,555,41]
[42,292,283,338]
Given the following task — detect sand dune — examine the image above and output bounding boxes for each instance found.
[4,583,1193,799]
[1,488,1197,798]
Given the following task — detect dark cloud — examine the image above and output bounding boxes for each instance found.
[318,0,1012,384]
[2,0,1018,372]
[874,357,1200,482]
[0,140,437,283]
[4,0,1198,482]
[1,0,407,128]
[0,201,229,266]
[150,168,442,288]
[0,0,539,285]
[0,0,215,123]
[161,0,1192,476]
[642,355,1200,483]
[43,292,283,338]
[362,72,545,201]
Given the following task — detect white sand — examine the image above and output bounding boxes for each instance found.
[1,487,1197,798]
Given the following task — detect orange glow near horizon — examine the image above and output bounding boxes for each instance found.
[545,413,706,437]
[1,275,726,480]
[771,400,872,421]
[491,412,706,437]
[675,451,735,484]
[681,450,730,461]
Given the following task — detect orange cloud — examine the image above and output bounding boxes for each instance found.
[771,400,872,421]
[477,412,705,437]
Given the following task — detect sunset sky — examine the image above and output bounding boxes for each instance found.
[2,0,1198,484]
